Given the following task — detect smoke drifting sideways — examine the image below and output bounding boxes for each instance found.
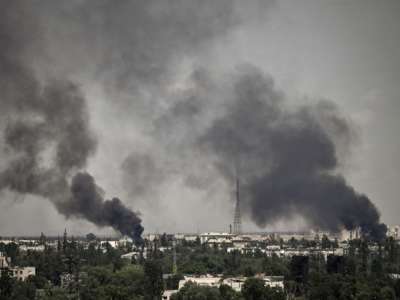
[201,65,387,241]
[35,0,239,94]
[68,173,143,243]
[0,1,143,243]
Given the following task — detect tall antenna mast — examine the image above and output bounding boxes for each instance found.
[233,172,242,235]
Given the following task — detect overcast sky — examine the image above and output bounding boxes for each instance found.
[0,0,399,237]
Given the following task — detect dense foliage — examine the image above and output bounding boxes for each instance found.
[0,235,400,299]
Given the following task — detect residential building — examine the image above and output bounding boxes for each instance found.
[11,267,35,281]
[178,274,284,292]
[0,252,10,268]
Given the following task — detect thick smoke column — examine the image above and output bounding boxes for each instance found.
[68,173,143,242]
[0,0,143,242]
[201,65,387,240]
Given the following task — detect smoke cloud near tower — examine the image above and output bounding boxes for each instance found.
[201,65,387,240]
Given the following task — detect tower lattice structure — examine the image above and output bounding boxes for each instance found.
[233,176,242,235]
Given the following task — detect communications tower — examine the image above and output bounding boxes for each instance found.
[233,176,242,235]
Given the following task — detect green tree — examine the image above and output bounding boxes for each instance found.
[370,257,383,276]
[265,286,285,300]
[86,233,97,242]
[242,278,266,300]
[57,237,62,252]
[288,237,298,249]
[380,286,396,300]
[41,287,70,300]
[289,256,309,284]
[171,282,221,300]
[321,235,331,250]
[359,240,369,274]
[0,269,13,300]
[10,279,36,300]
[165,274,184,290]
[39,232,47,246]
[144,260,163,300]
[393,279,400,298]
[333,238,339,249]
[307,272,333,300]
[219,284,238,300]
[4,243,19,264]
[160,233,169,247]
[62,229,68,253]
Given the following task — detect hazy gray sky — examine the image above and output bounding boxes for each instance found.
[0,0,399,236]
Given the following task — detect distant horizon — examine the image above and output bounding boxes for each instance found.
[3,227,396,240]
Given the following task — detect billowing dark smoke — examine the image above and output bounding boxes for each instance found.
[201,65,387,240]
[67,173,143,243]
[0,0,387,241]
[0,0,143,242]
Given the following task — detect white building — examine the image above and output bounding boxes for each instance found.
[19,245,46,252]
[100,240,119,249]
[143,233,159,242]
[0,240,16,245]
[11,267,36,281]
[178,274,284,292]
[118,237,133,247]
[162,290,178,300]
[0,252,36,281]
[121,250,147,260]
[0,252,10,268]
[340,228,362,241]
[206,237,233,248]
[179,275,222,289]
[388,225,400,240]
[174,234,199,242]
[199,232,233,244]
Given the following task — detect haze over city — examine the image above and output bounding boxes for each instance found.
[0,0,399,238]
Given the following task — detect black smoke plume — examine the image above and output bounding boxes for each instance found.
[67,173,143,243]
[0,0,143,242]
[201,65,387,240]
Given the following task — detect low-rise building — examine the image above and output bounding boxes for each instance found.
[0,240,16,245]
[179,275,222,289]
[0,252,10,268]
[388,226,400,240]
[11,267,35,281]
[100,240,119,249]
[224,276,284,292]
[121,250,147,260]
[174,233,198,243]
[19,245,46,252]
[0,252,36,281]
[162,290,178,300]
[199,232,233,244]
[178,274,284,292]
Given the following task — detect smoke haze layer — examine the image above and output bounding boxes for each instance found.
[0,0,143,242]
[0,0,389,240]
